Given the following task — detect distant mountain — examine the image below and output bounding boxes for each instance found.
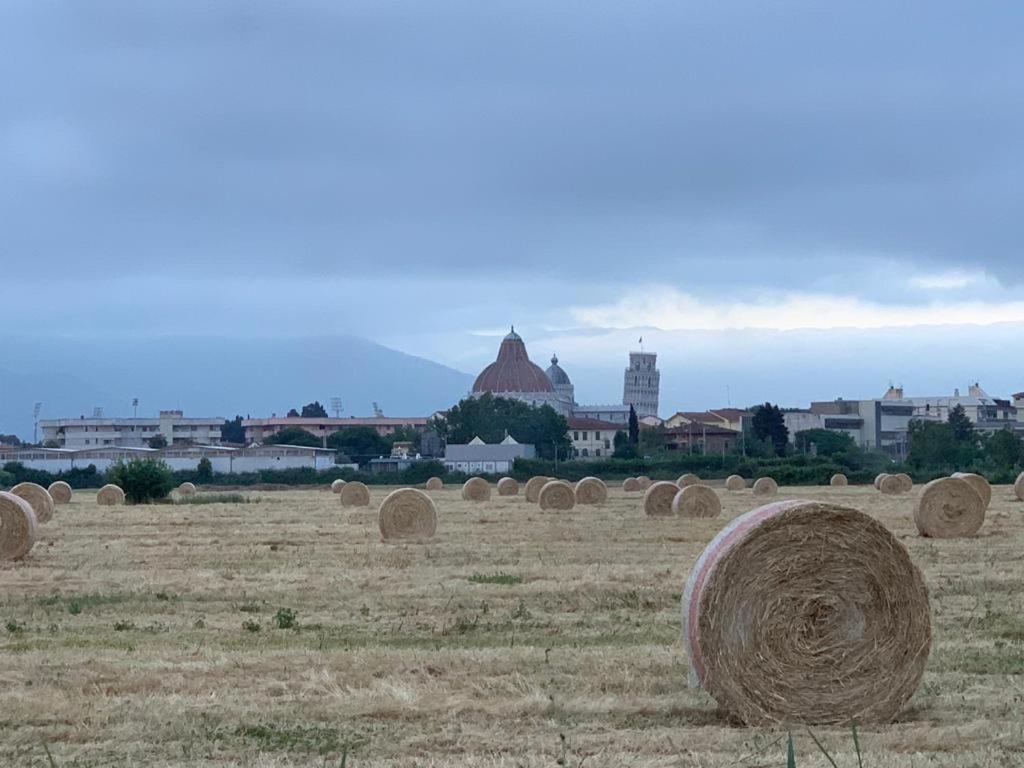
[0,336,474,441]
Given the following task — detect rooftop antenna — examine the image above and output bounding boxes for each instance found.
[132,398,139,418]
[726,385,731,408]
[639,335,644,354]
[330,397,343,418]
[92,406,104,419]
[33,402,43,444]
[372,402,383,418]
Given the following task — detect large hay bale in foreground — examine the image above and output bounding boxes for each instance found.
[683,499,931,725]
[575,476,607,505]
[622,477,642,492]
[538,480,575,511]
[951,472,992,510]
[339,481,371,507]
[1016,471,1024,502]
[644,481,680,516]
[636,475,653,490]
[178,482,197,496]
[10,482,54,524]
[915,477,985,538]
[378,488,437,541]
[525,476,551,503]
[497,477,519,497]
[752,477,778,498]
[461,477,491,502]
[829,473,848,487]
[425,477,443,491]
[672,484,721,518]
[48,481,73,505]
[96,484,125,506]
[331,479,347,494]
[0,492,37,561]
[725,474,746,491]
[676,473,700,488]
[894,473,914,493]
[878,474,903,495]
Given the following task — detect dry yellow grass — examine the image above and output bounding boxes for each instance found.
[1,483,1023,765]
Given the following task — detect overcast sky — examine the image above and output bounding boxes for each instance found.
[3,2,1023,411]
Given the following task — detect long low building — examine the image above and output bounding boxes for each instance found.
[242,416,431,443]
[443,436,535,474]
[40,410,224,449]
[0,444,338,474]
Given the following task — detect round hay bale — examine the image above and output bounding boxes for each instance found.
[96,484,125,506]
[10,482,55,524]
[622,477,642,492]
[951,472,992,510]
[378,488,437,541]
[1016,471,1024,502]
[538,480,575,510]
[48,481,73,505]
[0,491,38,561]
[339,481,371,507]
[677,473,701,488]
[683,499,931,725]
[878,474,903,495]
[672,484,721,518]
[425,477,443,491]
[829,473,848,487]
[894,473,914,493]
[178,481,197,496]
[496,477,519,497]
[725,474,746,491]
[461,477,491,502]
[874,473,889,490]
[575,476,607,505]
[752,477,778,498]
[915,477,985,538]
[644,481,680,517]
[524,476,551,503]
[637,475,653,490]
[330,479,346,494]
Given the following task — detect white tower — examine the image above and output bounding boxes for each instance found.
[622,350,660,417]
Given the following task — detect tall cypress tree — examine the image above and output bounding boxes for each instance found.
[628,405,639,446]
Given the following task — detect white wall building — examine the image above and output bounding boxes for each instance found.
[40,410,223,449]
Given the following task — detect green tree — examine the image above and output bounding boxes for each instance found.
[196,457,214,483]
[751,403,789,457]
[639,424,666,456]
[907,420,972,469]
[221,416,245,444]
[326,426,390,458]
[147,434,168,449]
[301,401,328,418]
[0,434,22,446]
[263,426,321,448]
[106,458,174,504]
[612,430,637,459]
[286,408,300,418]
[431,393,570,460]
[985,428,1022,470]
[794,428,856,457]
[947,405,975,443]
[628,406,639,446]
[385,425,423,447]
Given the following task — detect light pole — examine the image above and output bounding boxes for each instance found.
[33,402,42,445]
[132,398,139,418]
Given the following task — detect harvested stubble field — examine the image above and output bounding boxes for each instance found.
[2,484,1024,766]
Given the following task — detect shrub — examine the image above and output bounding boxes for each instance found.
[196,457,213,483]
[106,458,175,504]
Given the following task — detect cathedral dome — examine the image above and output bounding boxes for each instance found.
[472,328,554,394]
[545,354,572,388]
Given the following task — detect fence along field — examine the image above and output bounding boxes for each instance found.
[1,475,1024,765]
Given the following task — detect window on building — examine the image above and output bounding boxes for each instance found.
[604,439,610,449]
[595,449,601,457]
[582,431,588,440]
[581,449,589,457]
[594,431,600,439]
[573,431,579,440]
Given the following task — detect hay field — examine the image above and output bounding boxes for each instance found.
[2,484,1023,766]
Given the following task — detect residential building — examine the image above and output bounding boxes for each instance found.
[242,416,429,444]
[664,409,751,432]
[566,417,618,460]
[40,410,223,449]
[663,423,740,455]
[442,435,536,474]
[571,404,631,425]
[904,383,1018,430]
[622,351,660,417]
[782,409,822,437]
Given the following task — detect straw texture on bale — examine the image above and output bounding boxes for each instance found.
[622,477,642,492]
[644,481,681,517]
[725,474,746,491]
[637,476,653,489]
[48,480,73,505]
[425,477,443,491]
[10,482,55,524]
[878,474,904,495]
[524,476,550,503]
[96,484,125,506]
[874,473,888,490]
[496,477,519,497]
[676,473,701,488]
[378,488,437,541]
[682,499,931,725]
[178,482,197,496]
[339,481,371,507]
[951,472,992,510]
[914,477,985,538]
[461,477,491,502]
[0,491,37,561]
[538,480,575,511]
[894,473,914,493]
[1016,471,1024,502]
[331,479,346,493]
[672,484,721,518]
[829,473,848,487]
[752,477,778,498]
[574,477,607,505]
